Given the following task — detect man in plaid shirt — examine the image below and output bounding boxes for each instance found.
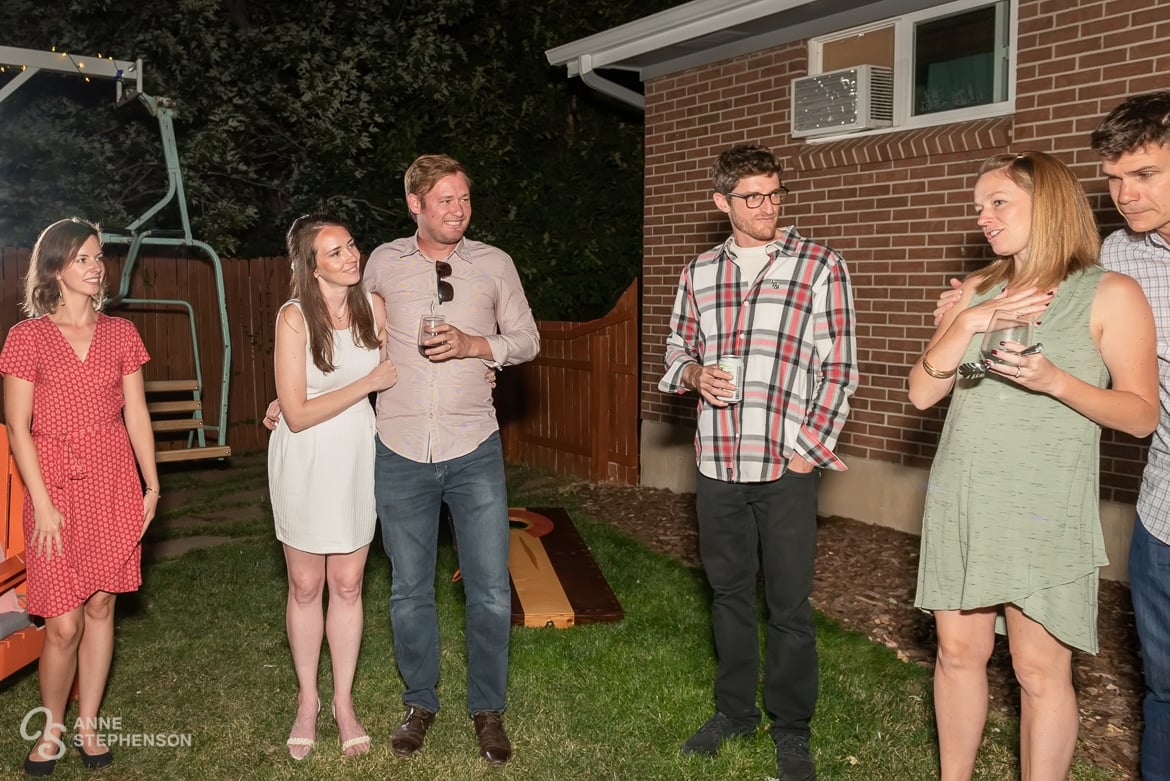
[1092,92,1170,781]
[660,144,858,781]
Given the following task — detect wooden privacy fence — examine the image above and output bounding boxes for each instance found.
[0,248,640,484]
[496,281,640,485]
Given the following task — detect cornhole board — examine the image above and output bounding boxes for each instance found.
[507,507,623,628]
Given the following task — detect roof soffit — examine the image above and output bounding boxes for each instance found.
[547,0,952,81]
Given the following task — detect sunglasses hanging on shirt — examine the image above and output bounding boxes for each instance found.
[436,260,454,303]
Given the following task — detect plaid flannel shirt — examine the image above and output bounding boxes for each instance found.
[1101,228,1170,543]
[659,226,859,483]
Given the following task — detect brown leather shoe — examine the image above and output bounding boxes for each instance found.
[473,711,512,766]
[390,706,435,757]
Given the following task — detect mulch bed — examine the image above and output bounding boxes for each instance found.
[556,479,1142,778]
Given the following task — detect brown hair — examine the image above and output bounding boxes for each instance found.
[23,217,107,316]
[1090,90,1170,159]
[285,214,379,373]
[712,144,783,195]
[971,151,1099,294]
[403,154,471,218]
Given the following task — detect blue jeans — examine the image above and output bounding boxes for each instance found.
[1130,516,1170,779]
[374,432,511,716]
[695,469,819,736]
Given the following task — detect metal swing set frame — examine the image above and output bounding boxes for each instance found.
[0,45,232,463]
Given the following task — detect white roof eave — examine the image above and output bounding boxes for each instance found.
[545,0,952,109]
[545,0,812,72]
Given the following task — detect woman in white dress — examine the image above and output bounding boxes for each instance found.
[267,214,398,759]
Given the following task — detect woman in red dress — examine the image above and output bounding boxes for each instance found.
[0,218,160,776]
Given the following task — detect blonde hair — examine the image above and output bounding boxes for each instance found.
[972,151,1099,294]
[402,154,470,220]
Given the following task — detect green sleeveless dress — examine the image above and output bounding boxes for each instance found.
[914,265,1109,653]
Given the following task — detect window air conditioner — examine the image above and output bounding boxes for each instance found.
[790,65,894,138]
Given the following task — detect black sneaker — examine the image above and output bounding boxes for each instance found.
[680,712,758,756]
[774,733,816,781]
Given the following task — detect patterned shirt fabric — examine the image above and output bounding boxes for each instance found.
[363,233,540,464]
[1101,228,1170,543]
[0,315,150,618]
[659,226,859,483]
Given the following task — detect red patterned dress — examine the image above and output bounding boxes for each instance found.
[0,314,150,618]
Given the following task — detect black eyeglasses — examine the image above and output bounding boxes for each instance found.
[436,260,454,303]
[725,186,789,209]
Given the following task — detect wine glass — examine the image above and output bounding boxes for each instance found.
[418,314,445,357]
[979,310,1034,365]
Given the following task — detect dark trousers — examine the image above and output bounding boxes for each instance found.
[696,469,819,736]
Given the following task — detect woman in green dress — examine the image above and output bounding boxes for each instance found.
[908,151,1159,781]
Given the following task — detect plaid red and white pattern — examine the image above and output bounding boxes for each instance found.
[659,226,859,483]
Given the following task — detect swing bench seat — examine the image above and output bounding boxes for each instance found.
[155,448,232,464]
[145,380,232,463]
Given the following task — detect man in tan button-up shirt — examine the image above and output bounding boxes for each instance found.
[363,154,539,767]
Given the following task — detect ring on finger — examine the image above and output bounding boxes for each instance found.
[1015,366,1022,378]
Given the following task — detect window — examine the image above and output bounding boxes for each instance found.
[807,0,1015,135]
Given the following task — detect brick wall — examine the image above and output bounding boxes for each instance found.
[641,0,1170,504]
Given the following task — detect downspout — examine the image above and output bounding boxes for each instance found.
[578,54,645,112]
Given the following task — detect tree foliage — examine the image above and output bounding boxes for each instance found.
[0,0,677,319]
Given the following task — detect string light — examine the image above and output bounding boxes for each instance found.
[2,47,128,88]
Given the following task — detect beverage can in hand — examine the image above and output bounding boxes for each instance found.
[717,355,744,403]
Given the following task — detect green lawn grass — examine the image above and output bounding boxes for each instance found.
[0,460,1120,779]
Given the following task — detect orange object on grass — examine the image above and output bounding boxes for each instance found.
[0,426,46,681]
